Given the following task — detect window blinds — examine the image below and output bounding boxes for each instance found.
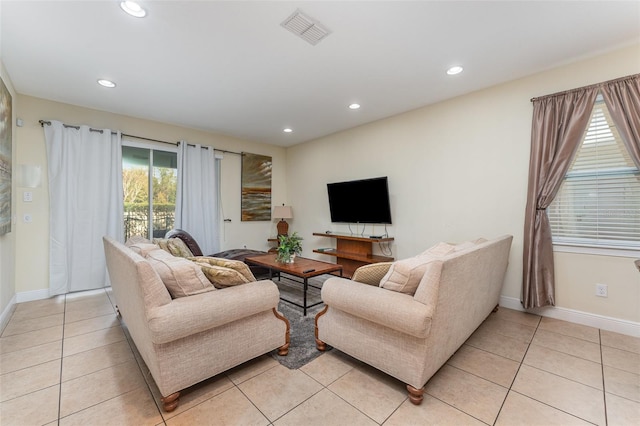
[548,97,640,248]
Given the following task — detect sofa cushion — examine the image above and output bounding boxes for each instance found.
[146,249,215,298]
[193,262,251,288]
[189,256,256,282]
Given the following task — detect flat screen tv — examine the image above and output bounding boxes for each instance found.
[327,177,392,224]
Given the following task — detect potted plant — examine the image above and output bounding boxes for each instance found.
[276,232,303,263]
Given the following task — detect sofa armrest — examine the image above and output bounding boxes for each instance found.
[321,277,433,338]
[147,280,280,344]
[351,262,393,286]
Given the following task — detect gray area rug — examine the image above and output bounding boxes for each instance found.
[269,274,333,369]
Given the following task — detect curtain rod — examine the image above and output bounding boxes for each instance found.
[530,73,639,103]
[38,120,242,155]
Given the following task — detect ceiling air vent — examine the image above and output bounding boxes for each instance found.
[281,10,331,46]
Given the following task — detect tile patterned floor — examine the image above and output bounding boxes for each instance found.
[1,288,638,425]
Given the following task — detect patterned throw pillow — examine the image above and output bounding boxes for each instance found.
[193,262,251,289]
[153,238,194,258]
[146,249,214,298]
[188,256,256,282]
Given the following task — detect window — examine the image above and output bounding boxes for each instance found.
[122,144,177,240]
[548,95,640,250]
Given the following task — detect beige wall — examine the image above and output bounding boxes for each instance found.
[6,44,640,324]
[13,95,287,294]
[287,44,640,323]
[0,59,16,316]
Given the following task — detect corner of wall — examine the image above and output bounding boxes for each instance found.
[0,59,17,318]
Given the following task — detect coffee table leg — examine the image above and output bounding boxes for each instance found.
[303,277,308,316]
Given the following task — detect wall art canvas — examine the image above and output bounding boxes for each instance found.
[0,75,12,235]
[241,153,272,221]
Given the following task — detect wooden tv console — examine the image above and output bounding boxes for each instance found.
[313,232,394,278]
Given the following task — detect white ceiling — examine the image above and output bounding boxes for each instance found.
[2,1,639,147]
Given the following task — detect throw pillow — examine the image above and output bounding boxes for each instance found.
[128,242,161,257]
[452,237,489,252]
[189,256,256,282]
[146,249,214,298]
[194,262,251,289]
[153,238,194,258]
[352,262,393,286]
[125,235,152,246]
[421,242,456,257]
[381,239,462,295]
[380,254,436,295]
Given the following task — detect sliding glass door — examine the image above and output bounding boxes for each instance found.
[122,145,177,240]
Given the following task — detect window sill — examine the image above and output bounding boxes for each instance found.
[553,243,640,258]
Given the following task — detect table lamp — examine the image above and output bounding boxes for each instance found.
[273,205,293,236]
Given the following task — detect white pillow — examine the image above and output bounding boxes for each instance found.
[453,238,489,252]
[146,249,215,298]
[382,241,457,295]
[128,242,161,257]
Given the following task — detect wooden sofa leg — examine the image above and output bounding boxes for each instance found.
[161,391,180,412]
[492,304,499,313]
[272,308,290,356]
[314,305,329,351]
[407,385,424,405]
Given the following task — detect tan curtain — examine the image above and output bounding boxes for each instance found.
[522,88,598,309]
[601,75,640,168]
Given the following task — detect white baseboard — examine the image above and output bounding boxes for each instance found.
[500,295,640,338]
[1,289,53,332]
[0,294,17,334]
[16,288,51,303]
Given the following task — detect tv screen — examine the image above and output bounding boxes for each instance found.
[327,177,392,224]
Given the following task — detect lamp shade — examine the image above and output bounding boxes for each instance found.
[273,205,293,219]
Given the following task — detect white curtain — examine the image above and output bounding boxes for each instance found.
[175,141,220,255]
[44,121,124,296]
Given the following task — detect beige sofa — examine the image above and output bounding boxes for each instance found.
[103,236,289,412]
[315,235,513,404]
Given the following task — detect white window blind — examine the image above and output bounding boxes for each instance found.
[548,95,640,249]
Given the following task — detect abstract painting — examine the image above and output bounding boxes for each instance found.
[0,75,11,235]
[241,153,272,221]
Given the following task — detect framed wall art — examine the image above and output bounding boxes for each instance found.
[241,153,272,221]
[0,75,12,236]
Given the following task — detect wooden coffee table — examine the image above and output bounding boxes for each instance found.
[245,254,343,316]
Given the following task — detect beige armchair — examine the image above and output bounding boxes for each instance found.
[315,235,513,404]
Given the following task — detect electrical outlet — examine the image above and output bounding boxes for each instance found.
[596,283,608,297]
[23,191,33,202]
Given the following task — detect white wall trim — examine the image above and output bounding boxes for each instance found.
[500,295,640,338]
[16,288,51,304]
[0,294,17,334]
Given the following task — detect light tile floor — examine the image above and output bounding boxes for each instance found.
[1,288,639,425]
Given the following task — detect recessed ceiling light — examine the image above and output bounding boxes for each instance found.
[120,1,146,18]
[283,128,293,133]
[348,103,361,110]
[446,66,464,75]
[97,79,116,88]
